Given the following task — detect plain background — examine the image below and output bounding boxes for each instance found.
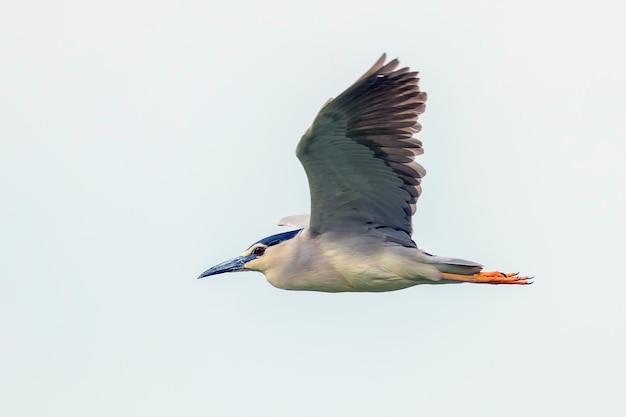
[2,1,625,416]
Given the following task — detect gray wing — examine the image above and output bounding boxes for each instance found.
[296,54,426,246]
[277,214,310,229]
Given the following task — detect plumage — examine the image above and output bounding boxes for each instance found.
[198,54,531,292]
[296,56,426,239]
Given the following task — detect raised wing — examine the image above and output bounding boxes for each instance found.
[296,54,426,243]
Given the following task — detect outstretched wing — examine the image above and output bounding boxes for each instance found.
[296,54,426,244]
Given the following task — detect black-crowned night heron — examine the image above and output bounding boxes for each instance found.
[199,54,531,292]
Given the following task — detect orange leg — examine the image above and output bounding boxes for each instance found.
[440,271,533,285]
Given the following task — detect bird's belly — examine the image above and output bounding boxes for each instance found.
[268,275,420,292]
[269,272,417,292]
[267,245,441,293]
[333,258,433,292]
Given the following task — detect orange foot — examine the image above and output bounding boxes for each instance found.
[441,270,533,285]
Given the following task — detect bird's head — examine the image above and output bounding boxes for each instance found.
[198,229,302,279]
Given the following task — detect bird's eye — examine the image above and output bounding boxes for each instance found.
[253,246,266,256]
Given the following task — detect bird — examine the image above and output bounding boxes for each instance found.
[198,54,531,292]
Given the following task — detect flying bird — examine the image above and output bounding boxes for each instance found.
[199,54,531,292]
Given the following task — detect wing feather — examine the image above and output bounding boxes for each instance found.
[296,54,426,245]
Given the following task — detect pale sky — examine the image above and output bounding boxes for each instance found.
[2,1,625,416]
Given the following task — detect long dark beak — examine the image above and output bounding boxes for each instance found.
[198,256,248,279]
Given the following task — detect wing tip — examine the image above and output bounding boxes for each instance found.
[358,53,403,81]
